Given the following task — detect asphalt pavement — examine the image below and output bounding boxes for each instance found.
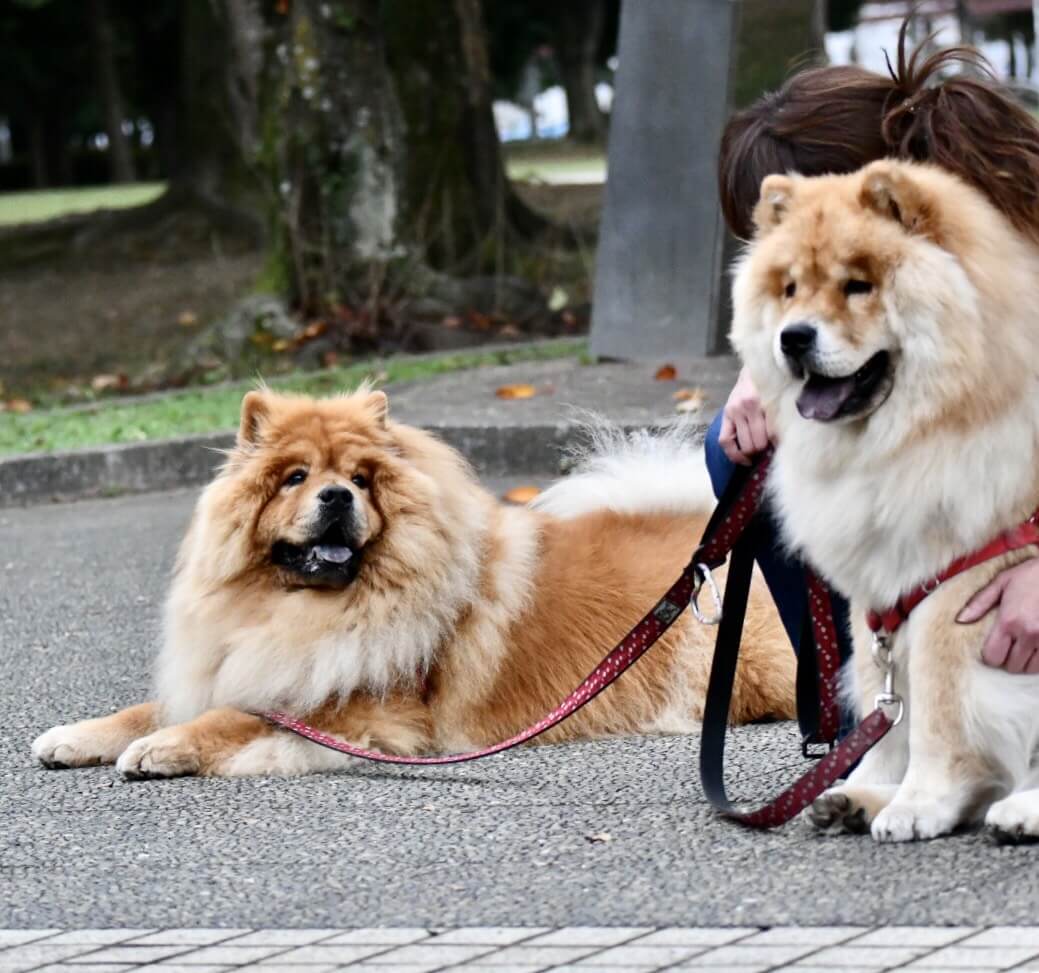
[3,487,1039,929]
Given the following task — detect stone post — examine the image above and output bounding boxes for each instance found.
[590,0,824,363]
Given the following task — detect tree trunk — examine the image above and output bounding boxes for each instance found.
[87,0,136,184]
[261,0,544,311]
[554,0,607,144]
[261,0,405,309]
[383,0,542,269]
[168,0,265,239]
[28,118,48,189]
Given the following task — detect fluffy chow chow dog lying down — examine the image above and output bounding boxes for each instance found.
[731,158,1039,842]
[33,389,794,778]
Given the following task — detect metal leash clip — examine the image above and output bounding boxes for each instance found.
[691,563,723,626]
[871,631,905,727]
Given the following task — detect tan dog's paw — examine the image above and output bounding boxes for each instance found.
[985,792,1039,845]
[33,724,115,769]
[807,788,871,835]
[116,730,200,780]
[871,800,959,843]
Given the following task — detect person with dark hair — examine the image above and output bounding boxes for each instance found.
[709,25,1039,676]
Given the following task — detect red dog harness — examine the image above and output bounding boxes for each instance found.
[867,510,1039,637]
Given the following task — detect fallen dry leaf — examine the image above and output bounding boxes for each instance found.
[674,388,706,414]
[177,310,199,328]
[468,310,493,332]
[5,398,32,414]
[495,384,538,400]
[302,320,328,340]
[503,485,541,504]
[585,832,613,844]
[654,364,678,381]
[271,339,292,353]
[91,373,128,393]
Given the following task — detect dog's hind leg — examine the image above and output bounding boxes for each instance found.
[33,702,160,769]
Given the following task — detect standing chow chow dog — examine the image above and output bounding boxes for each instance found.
[731,158,1039,842]
[33,389,795,778]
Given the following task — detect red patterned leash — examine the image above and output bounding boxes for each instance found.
[261,560,700,764]
[259,450,775,766]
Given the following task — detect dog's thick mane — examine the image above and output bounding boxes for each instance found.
[734,161,1039,608]
[156,412,718,726]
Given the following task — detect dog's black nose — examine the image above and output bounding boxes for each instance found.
[780,323,817,361]
[318,485,353,507]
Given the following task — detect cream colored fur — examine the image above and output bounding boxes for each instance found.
[32,396,794,780]
[732,160,1039,842]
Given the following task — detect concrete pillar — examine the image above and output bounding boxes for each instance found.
[590,0,823,363]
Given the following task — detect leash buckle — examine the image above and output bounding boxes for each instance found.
[871,631,905,727]
[691,563,722,626]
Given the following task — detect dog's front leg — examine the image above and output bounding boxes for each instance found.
[871,594,992,843]
[115,707,274,779]
[808,623,908,835]
[33,702,160,769]
[117,695,433,778]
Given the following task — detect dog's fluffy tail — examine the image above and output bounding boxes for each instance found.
[531,418,716,521]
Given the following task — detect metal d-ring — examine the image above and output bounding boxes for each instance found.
[691,563,723,626]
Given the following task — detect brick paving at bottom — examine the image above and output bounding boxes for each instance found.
[2,928,1039,972]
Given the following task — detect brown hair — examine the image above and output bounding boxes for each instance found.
[719,22,1039,242]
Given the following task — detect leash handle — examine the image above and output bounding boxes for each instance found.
[698,464,886,829]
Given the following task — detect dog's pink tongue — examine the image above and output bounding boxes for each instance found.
[314,545,352,564]
[796,376,856,422]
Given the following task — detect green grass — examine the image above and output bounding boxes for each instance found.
[0,340,587,457]
[0,182,167,227]
[504,141,606,184]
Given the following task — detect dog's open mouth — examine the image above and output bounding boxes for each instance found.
[796,351,893,422]
[271,522,362,587]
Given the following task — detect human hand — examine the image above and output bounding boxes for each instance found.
[718,367,775,466]
[957,558,1039,674]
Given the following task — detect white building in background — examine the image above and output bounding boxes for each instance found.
[496,1,1037,145]
[829,1,1037,84]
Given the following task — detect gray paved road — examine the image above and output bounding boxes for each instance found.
[2,489,1038,929]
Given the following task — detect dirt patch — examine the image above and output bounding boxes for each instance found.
[0,182,603,404]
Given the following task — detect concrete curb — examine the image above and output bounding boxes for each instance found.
[1,420,687,508]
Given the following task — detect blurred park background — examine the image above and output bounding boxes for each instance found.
[0,0,1037,416]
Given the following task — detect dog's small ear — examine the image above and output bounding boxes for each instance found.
[238,390,271,447]
[753,175,795,235]
[367,389,389,427]
[860,161,936,237]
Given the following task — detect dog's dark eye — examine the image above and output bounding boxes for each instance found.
[351,473,369,490]
[784,281,796,298]
[284,469,308,488]
[844,279,873,297]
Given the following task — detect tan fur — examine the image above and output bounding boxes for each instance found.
[33,390,794,778]
[733,159,1039,842]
